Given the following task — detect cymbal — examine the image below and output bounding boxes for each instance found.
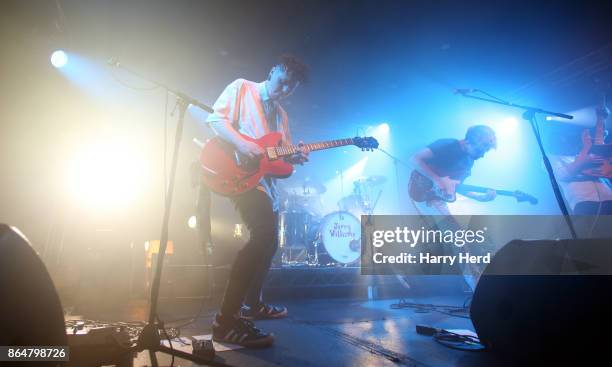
[282,178,327,196]
[354,175,387,186]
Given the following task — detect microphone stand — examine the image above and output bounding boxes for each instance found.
[376,148,409,214]
[108,60,230,366]
[456,90,578,239]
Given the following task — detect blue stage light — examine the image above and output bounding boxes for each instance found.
[50,50,68,68]
[366,122,390,147]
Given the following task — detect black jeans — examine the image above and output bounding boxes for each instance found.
[221,188,278,317]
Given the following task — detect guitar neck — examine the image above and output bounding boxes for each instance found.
[457,184,513,197]
[595,116,606,145]
[274,138,355,157]
[595,92,607,145]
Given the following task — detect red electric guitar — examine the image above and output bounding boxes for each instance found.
[200,132,378,196]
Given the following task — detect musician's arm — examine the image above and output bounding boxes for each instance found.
[210,122,262,157]
[556,153,590,181]
[411,148,443,184]
[412,148,459,197]
[207,79,263,158]
[554,129,594,181]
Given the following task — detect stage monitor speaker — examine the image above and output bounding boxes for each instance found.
[470,238,612,361]
[0,224,66,365]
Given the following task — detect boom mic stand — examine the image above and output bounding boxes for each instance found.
[455,89,578,239]
[108,59,230,366]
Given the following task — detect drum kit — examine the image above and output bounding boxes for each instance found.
[277,175,387,267]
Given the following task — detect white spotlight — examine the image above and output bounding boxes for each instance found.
[66,140,149,211]
[50,50,68,68]
[188,216,198,229]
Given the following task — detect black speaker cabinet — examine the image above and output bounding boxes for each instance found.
[0,224,67,361]
[470,238,612,361]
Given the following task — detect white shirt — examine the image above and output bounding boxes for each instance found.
[206,79,292,211]
[550,155,612,211]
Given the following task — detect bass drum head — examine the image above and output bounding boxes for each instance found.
[320,211,361,264]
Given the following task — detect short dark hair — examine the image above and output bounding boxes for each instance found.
[278,54,309,84]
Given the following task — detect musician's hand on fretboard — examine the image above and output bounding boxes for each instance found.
[284,141,310,165]
[479,189,497,202]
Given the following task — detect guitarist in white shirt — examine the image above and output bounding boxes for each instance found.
[205,55,309,347]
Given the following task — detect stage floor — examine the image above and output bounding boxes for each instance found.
[76,294,513,367]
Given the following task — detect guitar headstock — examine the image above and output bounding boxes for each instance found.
[514,190,538,205]
[353,136,379,151]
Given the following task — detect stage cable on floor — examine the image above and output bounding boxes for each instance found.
[389,298,471,319]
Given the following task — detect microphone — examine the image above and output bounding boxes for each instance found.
[453,88,477,95]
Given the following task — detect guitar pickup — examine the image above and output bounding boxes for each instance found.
[266,147,278,160]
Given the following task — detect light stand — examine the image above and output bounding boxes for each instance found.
[456,90,577,239]
[108,59,230,366]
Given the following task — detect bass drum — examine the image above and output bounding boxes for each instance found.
[318,211,361,264]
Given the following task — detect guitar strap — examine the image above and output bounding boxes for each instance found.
[263,100,278,132]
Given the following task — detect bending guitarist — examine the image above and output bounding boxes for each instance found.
[409,125,498,215]
[409,125,497,292]
[205,55,309,347]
